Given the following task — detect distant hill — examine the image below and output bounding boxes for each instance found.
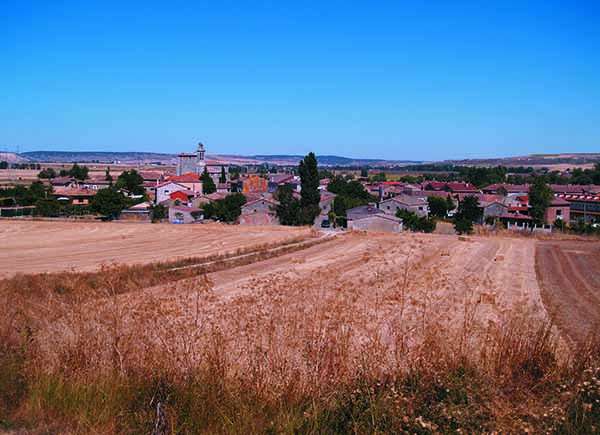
[9,150,599,169]
[17,151,419,167]
[21,151,176,163]
[247,154,419,166]
[0,152,29,163]
[443,153,600,168]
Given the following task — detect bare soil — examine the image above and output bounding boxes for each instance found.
[0,220,312,277]
[536,240,600,345]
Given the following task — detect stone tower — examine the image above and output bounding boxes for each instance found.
[176,141,207,176]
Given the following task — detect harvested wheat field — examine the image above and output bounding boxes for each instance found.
[4,228,600,433]
[38,232,549,374]
[536,239,600,345]
[0,220,312,277]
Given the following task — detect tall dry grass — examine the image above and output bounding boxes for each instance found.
[1,246,599,434]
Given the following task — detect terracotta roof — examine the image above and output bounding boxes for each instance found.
[167,172,201,183]
[556,193,600,203]
[156,181,188,189]
[170,190,193,201]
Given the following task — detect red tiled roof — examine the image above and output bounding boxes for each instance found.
[169,190,193,201]
[167,172,201,183]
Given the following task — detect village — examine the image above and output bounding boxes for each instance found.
[1,142,599,237]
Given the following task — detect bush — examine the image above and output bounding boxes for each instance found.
[454,218,473,235]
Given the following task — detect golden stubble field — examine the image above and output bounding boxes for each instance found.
[24,224,554,377]
[0,220,312,277]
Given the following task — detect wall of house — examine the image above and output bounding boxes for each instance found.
[156,183,188,204]
[545,206,570,224]
[348,216,402,233]
[168,208,202,224]
[239,212,279,225]
[380,200,428,217]
[241,200,275,215]
[483,203,508,218]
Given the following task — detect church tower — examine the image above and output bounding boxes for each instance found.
[196,142,206,175]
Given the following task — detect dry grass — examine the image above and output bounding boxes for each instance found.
[1,242,599,433]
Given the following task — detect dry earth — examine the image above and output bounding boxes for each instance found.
[0,220,312,277]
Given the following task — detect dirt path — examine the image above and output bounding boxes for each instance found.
[536,240,600,345]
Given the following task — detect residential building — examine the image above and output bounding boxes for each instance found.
[380,194,428,217]
[239,197,279,225]
[347,204,403,233]
[168,206,203,224]
[545,197,571,223]
[154,181,189,204]
[52,187,96,206]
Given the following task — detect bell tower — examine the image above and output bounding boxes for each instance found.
[196,142,206,175]
[197,142,205,162]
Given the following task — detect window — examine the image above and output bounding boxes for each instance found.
[556,209,562,216]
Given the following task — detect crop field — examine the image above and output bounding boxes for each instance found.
[0,220,313,276]
[536,239,600,345]
[1,223,599,433]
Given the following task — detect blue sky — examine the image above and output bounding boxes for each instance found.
[1,1,599,160]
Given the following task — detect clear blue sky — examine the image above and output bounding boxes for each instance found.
[1,1,599,160]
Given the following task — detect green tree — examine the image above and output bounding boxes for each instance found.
[34,198,61,217]
[38,167,57,179]
[455,195,482,223]
[0,161,8,169]
[529,177,553,225]
[427,196,450,218]
[396,208,437,233]
[446,195,456,213]
[68,163,89,181]
[201,167,217,194]
[454,218,473,235]
[90,188,127,219]
[150,203,167,222]
[370,172,387,182]
[275,184,301,226]
[219,166,227,184]
[105,167,113,185]
[298,152,320,225]
[203,193,246,222]
[115,169,145,195]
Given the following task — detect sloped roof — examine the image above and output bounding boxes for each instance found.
[167,172,201,183]
[381,194,426,207]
